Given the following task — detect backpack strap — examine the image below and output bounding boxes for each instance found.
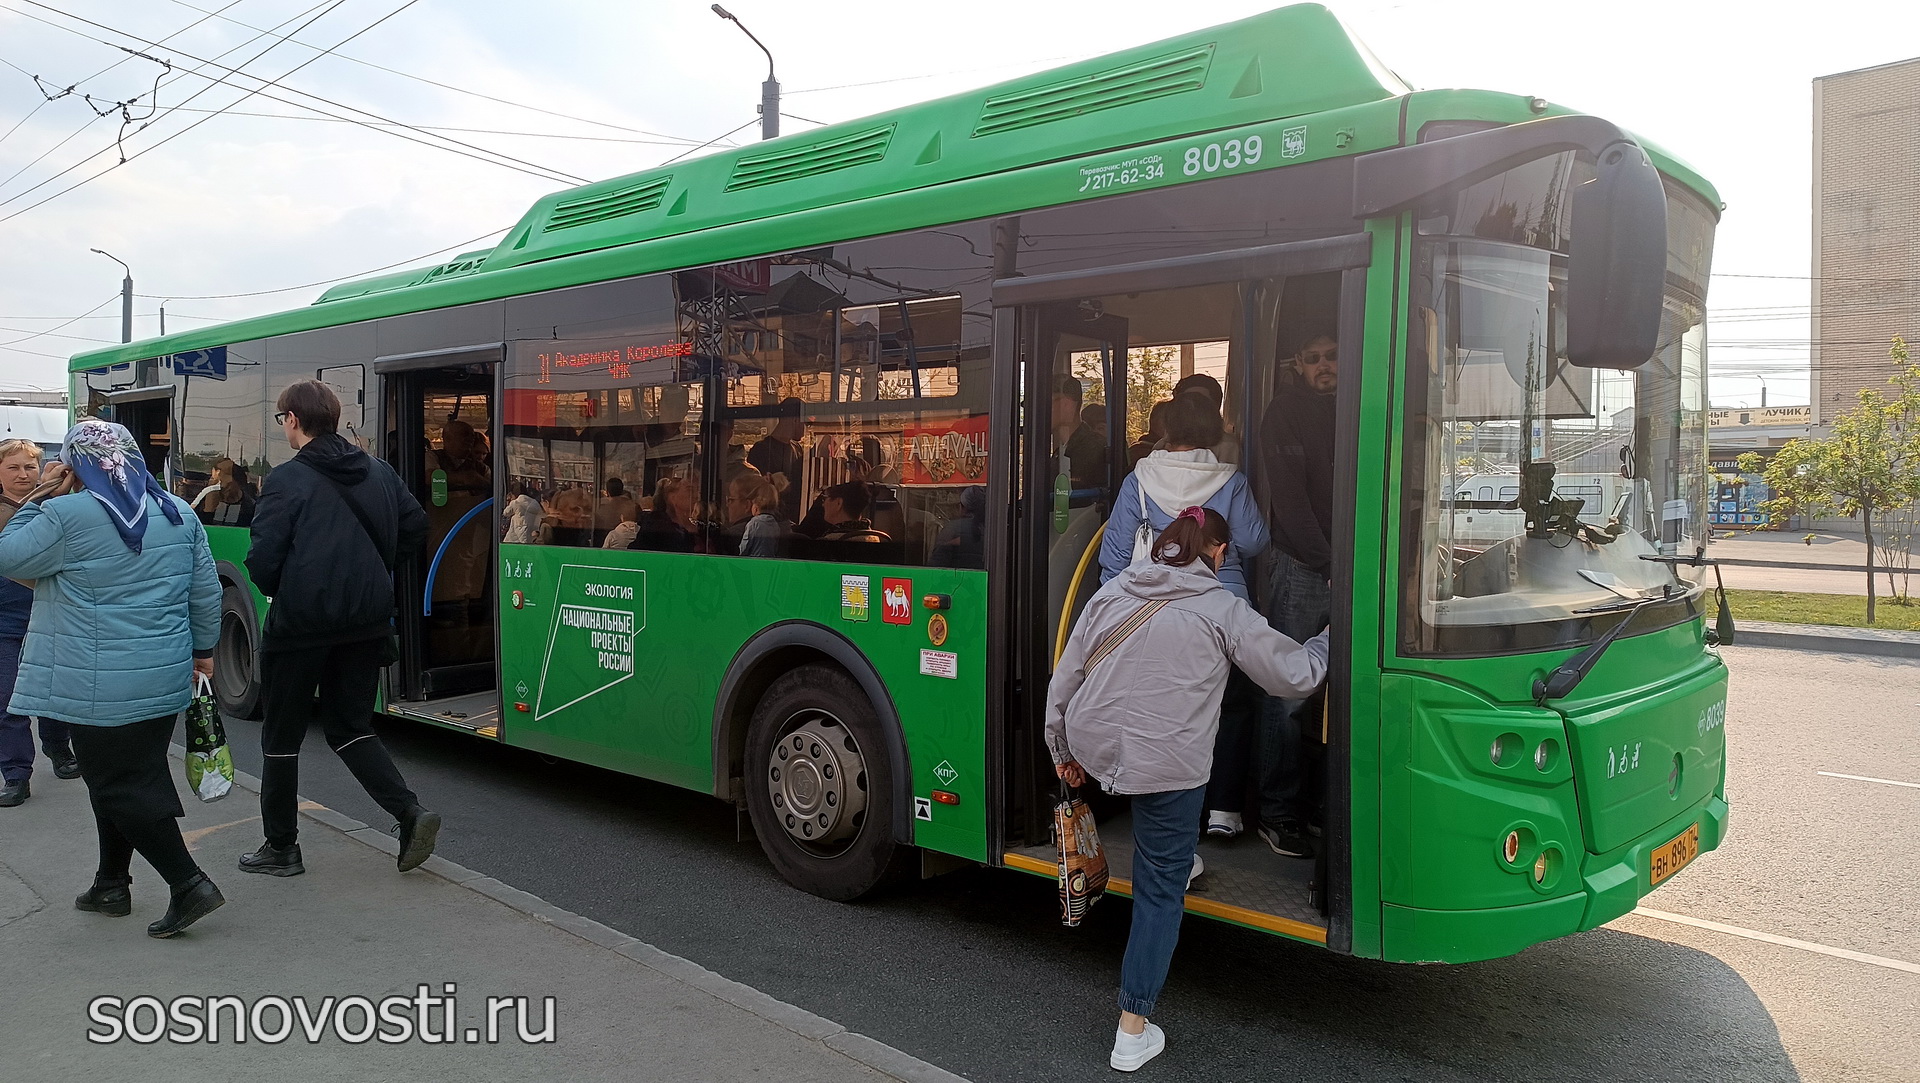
[299,462,395,572]
[1086,598,1171,670]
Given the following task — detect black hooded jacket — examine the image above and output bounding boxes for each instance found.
[245,433,428,652]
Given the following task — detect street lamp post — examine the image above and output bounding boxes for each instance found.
[711,5,778,140]
[90,248,132,344]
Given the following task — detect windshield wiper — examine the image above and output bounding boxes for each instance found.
[1572,587,1677,615]
[1533,594,1668,705]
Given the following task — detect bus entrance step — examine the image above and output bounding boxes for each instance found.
[388,691,501,737]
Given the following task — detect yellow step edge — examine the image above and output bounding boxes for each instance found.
[1002,851,1329,945]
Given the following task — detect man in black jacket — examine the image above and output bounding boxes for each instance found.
[1252,329,1338,859]
[238,379,439,876]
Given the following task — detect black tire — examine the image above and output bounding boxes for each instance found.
[213,581,262,719]
[744,664,907,901]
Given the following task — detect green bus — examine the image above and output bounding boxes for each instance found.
[69,3,1728,964]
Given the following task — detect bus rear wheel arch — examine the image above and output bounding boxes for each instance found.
[213,573,263,720]
[744,663,908,901]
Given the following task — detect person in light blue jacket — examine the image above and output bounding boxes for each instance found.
[0,420,225,939]
[1100,392,1271,842]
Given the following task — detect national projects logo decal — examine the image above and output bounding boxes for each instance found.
[533,565,647,721]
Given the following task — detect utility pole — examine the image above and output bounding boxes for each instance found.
[159,299,171,337]
[91,248,132,343]
[712,5,779,140]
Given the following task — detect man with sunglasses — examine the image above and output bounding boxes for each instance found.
[1251,329,1339,860]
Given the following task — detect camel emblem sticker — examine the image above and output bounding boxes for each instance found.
[882,578,912,625]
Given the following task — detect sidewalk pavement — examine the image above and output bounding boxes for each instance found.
[0,749,968,1083]
[1735,620,1920,661]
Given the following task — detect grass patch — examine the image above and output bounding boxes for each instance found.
[1726,589,1920,631]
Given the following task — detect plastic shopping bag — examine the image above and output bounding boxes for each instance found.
[183,674,235,802]
[1054,785,1109,927]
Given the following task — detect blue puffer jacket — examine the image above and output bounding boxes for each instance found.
[0,491,219,726]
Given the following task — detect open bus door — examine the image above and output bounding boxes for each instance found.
[991,235,1371,950]
[376,349,502,738]
[92,385,175,486]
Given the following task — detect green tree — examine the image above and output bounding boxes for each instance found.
[1741,337,1920,622]
[1073,345,1179,444]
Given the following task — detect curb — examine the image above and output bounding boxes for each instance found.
[172,746,970,1083]
[1732,621,1920,660]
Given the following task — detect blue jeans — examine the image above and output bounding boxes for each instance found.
[1258,552,1330,827]
[0,636,69,784]
[1117,784,1207,1016]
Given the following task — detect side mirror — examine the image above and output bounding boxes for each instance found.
[1565,142,1667,368]
[1353,115,1671,371]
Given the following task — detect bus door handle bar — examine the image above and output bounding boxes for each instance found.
[423,497,495,617]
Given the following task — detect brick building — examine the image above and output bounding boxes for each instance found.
[1811,57,1920,427]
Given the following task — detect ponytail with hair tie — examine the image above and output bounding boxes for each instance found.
[1151,505,1231,568]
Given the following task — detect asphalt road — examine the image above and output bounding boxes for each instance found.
[214,646,1918,1083]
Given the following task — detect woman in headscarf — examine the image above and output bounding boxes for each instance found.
[0,420,224,938]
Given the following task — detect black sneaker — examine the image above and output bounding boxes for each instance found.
[1257,820,1314,858]
[0,778,27,807]
[394,807,441,872]
[238,842,305,877]
[75,879,132,916]
[148,874,225,938]
[48,747,81,779]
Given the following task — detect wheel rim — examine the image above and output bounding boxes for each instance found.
[216,609,252,704]
[765,710,869,856]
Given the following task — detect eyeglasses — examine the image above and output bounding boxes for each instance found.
[274,411,291,425]
[1299,349,1337,365]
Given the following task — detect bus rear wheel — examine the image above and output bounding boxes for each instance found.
[214,582,262,719]
[744,664,905,901]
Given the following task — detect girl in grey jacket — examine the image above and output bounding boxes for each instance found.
[1047,506,1327,1072]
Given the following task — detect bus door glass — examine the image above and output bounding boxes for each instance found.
[385,361,497,704]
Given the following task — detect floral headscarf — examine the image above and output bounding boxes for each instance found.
[58,420,181,553]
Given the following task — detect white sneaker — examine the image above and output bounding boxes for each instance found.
[1110,1022,1166,1072]
[1187,854,1205,889]
[1205,810,1243,838]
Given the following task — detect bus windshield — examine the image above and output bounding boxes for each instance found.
[1405,171,1716,653]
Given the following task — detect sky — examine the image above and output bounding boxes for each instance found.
[2,0,1917,405]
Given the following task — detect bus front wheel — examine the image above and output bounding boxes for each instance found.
[214,582,263,720]
[744,663,907,901]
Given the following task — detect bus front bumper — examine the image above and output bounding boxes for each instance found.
[1577,791,1729,932]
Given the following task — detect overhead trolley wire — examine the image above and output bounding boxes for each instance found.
[0,0,253,161]
[146,106,709,145]
[0,294,119,349]
[0,0,352,206]
[6,0,595,180]
[658,118,759,166]
[159,0,708,147]
[134,225,512,301]
[0,0,587,221]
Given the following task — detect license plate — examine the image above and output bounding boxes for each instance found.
[1649,823,1700,887]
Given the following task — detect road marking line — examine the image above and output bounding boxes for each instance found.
[1631,908,1920,975]
[1818,770,1920,790]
